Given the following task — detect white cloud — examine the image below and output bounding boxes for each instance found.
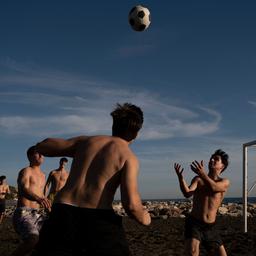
[0,92,222,140]
[0,62,222,140]
[0,115,110,136]
[141,107,221,140]
[248,100,256,107]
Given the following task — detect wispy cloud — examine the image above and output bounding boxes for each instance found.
[0,115,110,136]
[248,100,256,107]
[0,61,222,139]
[141,106,221,140]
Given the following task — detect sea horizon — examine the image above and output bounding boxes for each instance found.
[115,197,256,204]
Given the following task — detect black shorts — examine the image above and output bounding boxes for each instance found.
[0,199,6,213]
[33,203,130,256]
[185,215,223,251]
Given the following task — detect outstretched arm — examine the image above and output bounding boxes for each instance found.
[190,160,230,192]
[36,136,87,158]
[120,156,151,226]
[174,163,198,198]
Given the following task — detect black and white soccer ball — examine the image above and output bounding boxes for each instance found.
[128,5,151,32]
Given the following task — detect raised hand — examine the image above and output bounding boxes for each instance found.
[190,160,205,175]
[174,163,184,178]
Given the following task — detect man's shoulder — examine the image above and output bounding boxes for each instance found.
[19,166,32,174]
[49,170,60,179]
[50,169,58,175]
[114,140,135,157]
[192,175,201,182]
[218,177,230,184]
[18,167,33,180]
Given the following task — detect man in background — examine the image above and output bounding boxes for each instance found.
[12,146,51,256]
[0,175,10,224]
[44,157,69,204]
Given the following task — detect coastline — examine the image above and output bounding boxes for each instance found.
[4,198,256,219]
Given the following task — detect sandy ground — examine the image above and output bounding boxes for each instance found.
[0,216,255,256]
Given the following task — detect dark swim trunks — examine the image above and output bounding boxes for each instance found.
[0,199,6,213]
[185,215,223,251]
[33,203,130,256]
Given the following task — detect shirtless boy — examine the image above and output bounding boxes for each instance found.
[0,175,10,224]
[33,103,151,256]
[174,149,230,256]
[12,146,51,256]
[44,157,69,204]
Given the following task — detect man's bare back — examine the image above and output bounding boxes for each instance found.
[46,135,138,210]
[35,103,150,226]
[33,103,150,256]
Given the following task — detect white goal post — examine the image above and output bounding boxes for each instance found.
[243,140,256,233]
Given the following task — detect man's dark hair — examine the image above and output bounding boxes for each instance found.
[27,146,37,160]
[60,157,68,164]
[212,149,229,172]
[0,175,6,182]
[111,103,143,137]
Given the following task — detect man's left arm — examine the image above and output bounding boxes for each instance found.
[190,160,230,192]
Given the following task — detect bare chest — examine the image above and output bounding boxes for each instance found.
[30,173,45,189]
[0,185,7,193]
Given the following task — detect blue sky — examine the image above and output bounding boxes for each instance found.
[0,0,256,199]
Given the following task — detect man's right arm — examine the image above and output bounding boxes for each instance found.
[174,163,198,198]
[36,136,87,158]
[120,156,151,226]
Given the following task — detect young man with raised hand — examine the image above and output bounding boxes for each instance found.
[174,149,230,256]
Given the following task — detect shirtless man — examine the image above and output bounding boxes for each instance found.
[0,175,10,224]
[174,149,230,256]
[44,157,69,204]
[12,146,51,256]
[32,103,151,256]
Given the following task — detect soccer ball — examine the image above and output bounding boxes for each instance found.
[128,5,151,32]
